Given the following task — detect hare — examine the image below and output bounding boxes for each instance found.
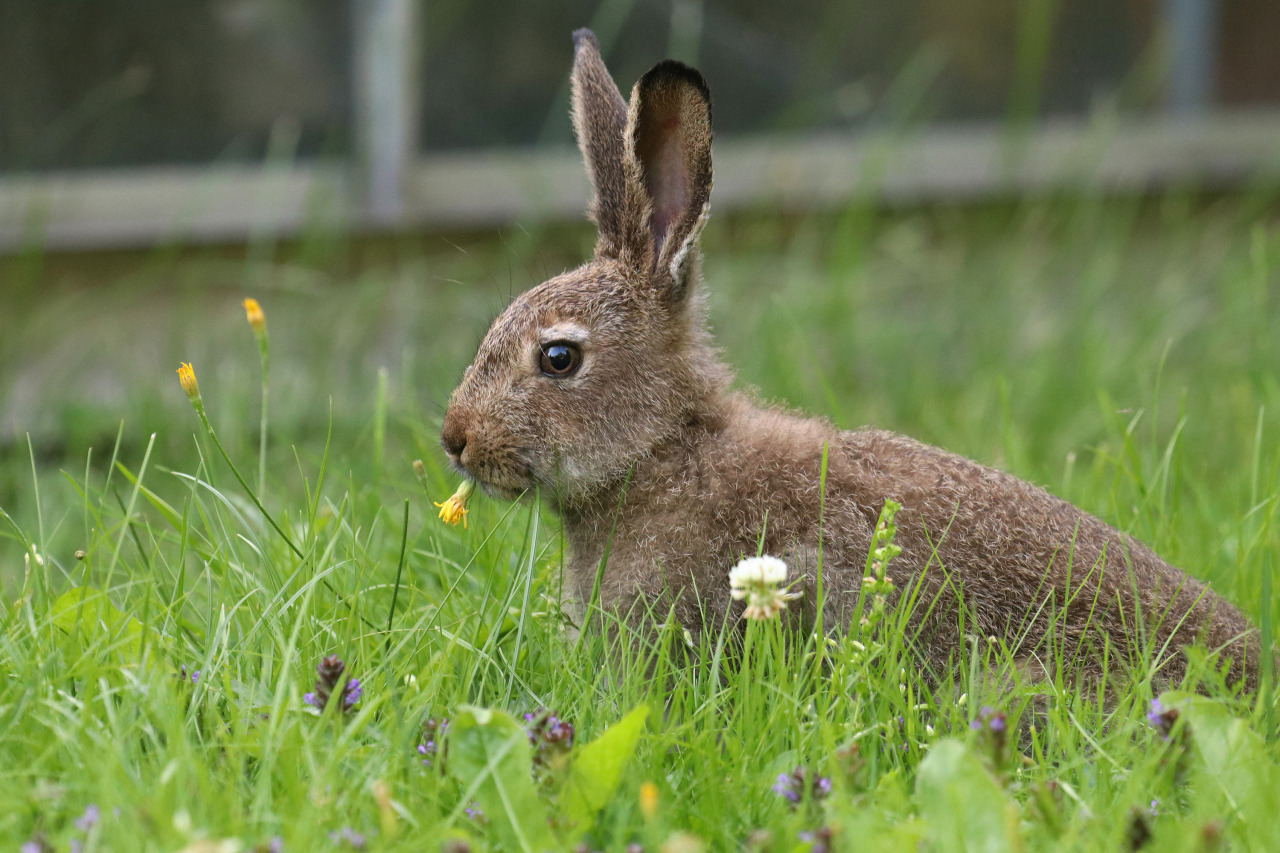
[441,28,1260,690]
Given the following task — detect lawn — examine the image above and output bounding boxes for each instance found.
[2,192,1280,851]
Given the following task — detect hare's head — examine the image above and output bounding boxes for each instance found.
[442,30,728,505]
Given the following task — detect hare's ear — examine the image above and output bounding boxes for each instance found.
[623,60,713,304]
[571,29,630,260]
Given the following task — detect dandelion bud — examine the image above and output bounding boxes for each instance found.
[412,459,428,484]
[242,298,267,338]
[435,479,476,529]
[177,362,200,403]
[639,781,659,819]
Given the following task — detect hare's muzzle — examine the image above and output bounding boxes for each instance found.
[440,409,468,468]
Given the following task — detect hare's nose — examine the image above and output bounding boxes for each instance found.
[441,414,468,461]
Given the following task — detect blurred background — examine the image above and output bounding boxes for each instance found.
[3,0,1280,601]
[4,0,1280,244]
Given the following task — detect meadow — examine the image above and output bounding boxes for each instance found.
[2,191,1280,851]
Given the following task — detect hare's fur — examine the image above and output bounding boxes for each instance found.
[442,29,1259,688]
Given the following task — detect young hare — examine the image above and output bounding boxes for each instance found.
[442,29,1260,689]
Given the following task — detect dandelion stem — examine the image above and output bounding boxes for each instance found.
[243,298,270,497]
[256,337,269,497]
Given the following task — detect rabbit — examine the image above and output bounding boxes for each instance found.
[441,28,1260,691]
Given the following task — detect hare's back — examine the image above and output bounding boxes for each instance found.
[833,428,1202,613]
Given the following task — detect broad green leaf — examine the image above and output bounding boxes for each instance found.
[561,704,649,836]
[1175,693,1280,849]
[447,705,554,853]
[51,586,146,660]
[916,739,1020,853]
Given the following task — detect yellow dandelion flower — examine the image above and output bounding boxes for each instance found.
[435,479,476,528]
[177,362,200,402]
[242,298,266,336]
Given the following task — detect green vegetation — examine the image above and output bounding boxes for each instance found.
[2,192,1280,851]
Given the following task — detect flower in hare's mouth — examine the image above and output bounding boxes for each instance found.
[435,479,475,528]
[728,555,799,620]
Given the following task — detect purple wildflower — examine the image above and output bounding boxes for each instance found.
[1147,698,1180,740]
[524,709,575,748]
[304,655,362,714]
[972,706,1007,733]
[971,706,1009,764]
[419,717,449,767]
[269,837,285,853]
[344,678,363,709]
[1149,799,1159,817]
[75,804,101,832]
[773,772,801,803]
[465,802,488,824]
[21,839,52,853]
[328,827,366,849]
[70,842,84,853]
[798,826,834,852]
[524,708,575,772]
[772,767,832,807]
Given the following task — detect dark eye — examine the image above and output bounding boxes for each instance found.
[539,341,582,377]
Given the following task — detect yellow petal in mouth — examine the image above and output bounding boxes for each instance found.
[435,479,476,528]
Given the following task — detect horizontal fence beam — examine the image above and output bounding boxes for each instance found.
[3,110,1280,254]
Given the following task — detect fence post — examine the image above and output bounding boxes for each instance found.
[1163,0,1218,116]
[352,0,421,225]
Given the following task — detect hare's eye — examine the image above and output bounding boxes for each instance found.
[539,341,582,377]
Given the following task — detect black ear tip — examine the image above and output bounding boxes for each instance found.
[640,59,711,104]
[572,28,599,54]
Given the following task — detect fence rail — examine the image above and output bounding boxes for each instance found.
[4,109,1280,254]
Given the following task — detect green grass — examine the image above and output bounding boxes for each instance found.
[2,192,1280,851]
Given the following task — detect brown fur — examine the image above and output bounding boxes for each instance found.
[442,31,1260,690]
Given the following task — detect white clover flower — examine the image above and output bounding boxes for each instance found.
[728,555,799,621]
[729,556,788,594]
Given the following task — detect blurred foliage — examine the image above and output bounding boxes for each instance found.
[0,0,1177,170]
